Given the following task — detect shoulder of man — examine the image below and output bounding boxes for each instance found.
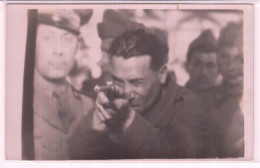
[169,84,208,127]
[175,85,203,108]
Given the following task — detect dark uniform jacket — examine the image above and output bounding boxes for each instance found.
[68,74,209,159]
[186,81,244,158]
[186,81,218,115]
[186,81,220,157]
[210,85,244,158]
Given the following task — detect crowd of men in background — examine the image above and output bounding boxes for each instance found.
[24,9,244,160]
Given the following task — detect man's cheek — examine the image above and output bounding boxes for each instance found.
[133,87,148,102]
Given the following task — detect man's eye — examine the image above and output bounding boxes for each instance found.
[235,56,243,63]
[113,79,123,85]
[131,81,143,87]
[193,61,201,67]
[207,63,216,69]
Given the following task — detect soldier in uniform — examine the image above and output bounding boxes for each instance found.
[185,29,218,113]
[211,21,244,158]
[32,9,93,160]
[69,29,209,159]
[185,29,219,157]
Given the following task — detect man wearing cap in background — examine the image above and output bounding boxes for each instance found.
[32,9,93,160]
[69,29,208,159]
[211,21,244,158]
[185,29,219,113]
[185,29,219,157]
[81,9,144,99]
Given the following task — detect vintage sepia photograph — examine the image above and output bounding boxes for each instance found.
[5,3,254,161]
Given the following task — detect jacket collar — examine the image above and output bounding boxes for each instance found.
[143,73,179,125]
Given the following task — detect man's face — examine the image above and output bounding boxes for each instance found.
[111,55,164,114]
[218,46,243,86]
[35,24,78,81]
[98,38,114,73]
[186,52,218,91]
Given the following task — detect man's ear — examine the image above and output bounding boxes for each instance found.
[159,65,168,84]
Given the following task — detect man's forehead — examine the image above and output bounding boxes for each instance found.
[111,55,153,78]
[37,24,77,36]
[219,46,242,57]
[112,55,151,66]
[192,52,217,62]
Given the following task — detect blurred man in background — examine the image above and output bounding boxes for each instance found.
[68,37,92,90]
[185,29,219,113]
[32,9,93,160]
[69,29,208,159]
[185,29,219,157]
[212,21,244,158]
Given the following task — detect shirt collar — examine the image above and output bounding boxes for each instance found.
[33,70,68,97]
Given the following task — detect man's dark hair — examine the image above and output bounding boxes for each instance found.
[218,21,243,49]
[186,29,217,64]
[109,29,169,71]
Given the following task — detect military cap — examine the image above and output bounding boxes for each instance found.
[186,29,217,63]
[218,21,243,49]
[37,9,93,35]
[97,9,144,39]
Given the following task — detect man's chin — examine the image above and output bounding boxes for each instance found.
[132,106,141,113]
[44,73,67,83]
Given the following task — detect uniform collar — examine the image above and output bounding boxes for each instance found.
[185,80,217,96]
[34,70,68,97]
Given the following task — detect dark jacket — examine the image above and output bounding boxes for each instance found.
[211,85,244,158]
[185,81,220,157]
[68,74,209,159]
[186,81,244,158]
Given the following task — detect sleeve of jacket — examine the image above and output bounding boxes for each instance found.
[67,112,116,160]
[109,95,208,158]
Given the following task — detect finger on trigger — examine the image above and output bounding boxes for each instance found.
[97,91,110,106]
[96,102,112,120]
[96,108,105,121]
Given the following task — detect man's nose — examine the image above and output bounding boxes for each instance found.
[228,60,238,73]
[97,58,105,67]
[199,65,208,75]
[53,40,63,56]
[98,52,109,66]
[123,84,135,100]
